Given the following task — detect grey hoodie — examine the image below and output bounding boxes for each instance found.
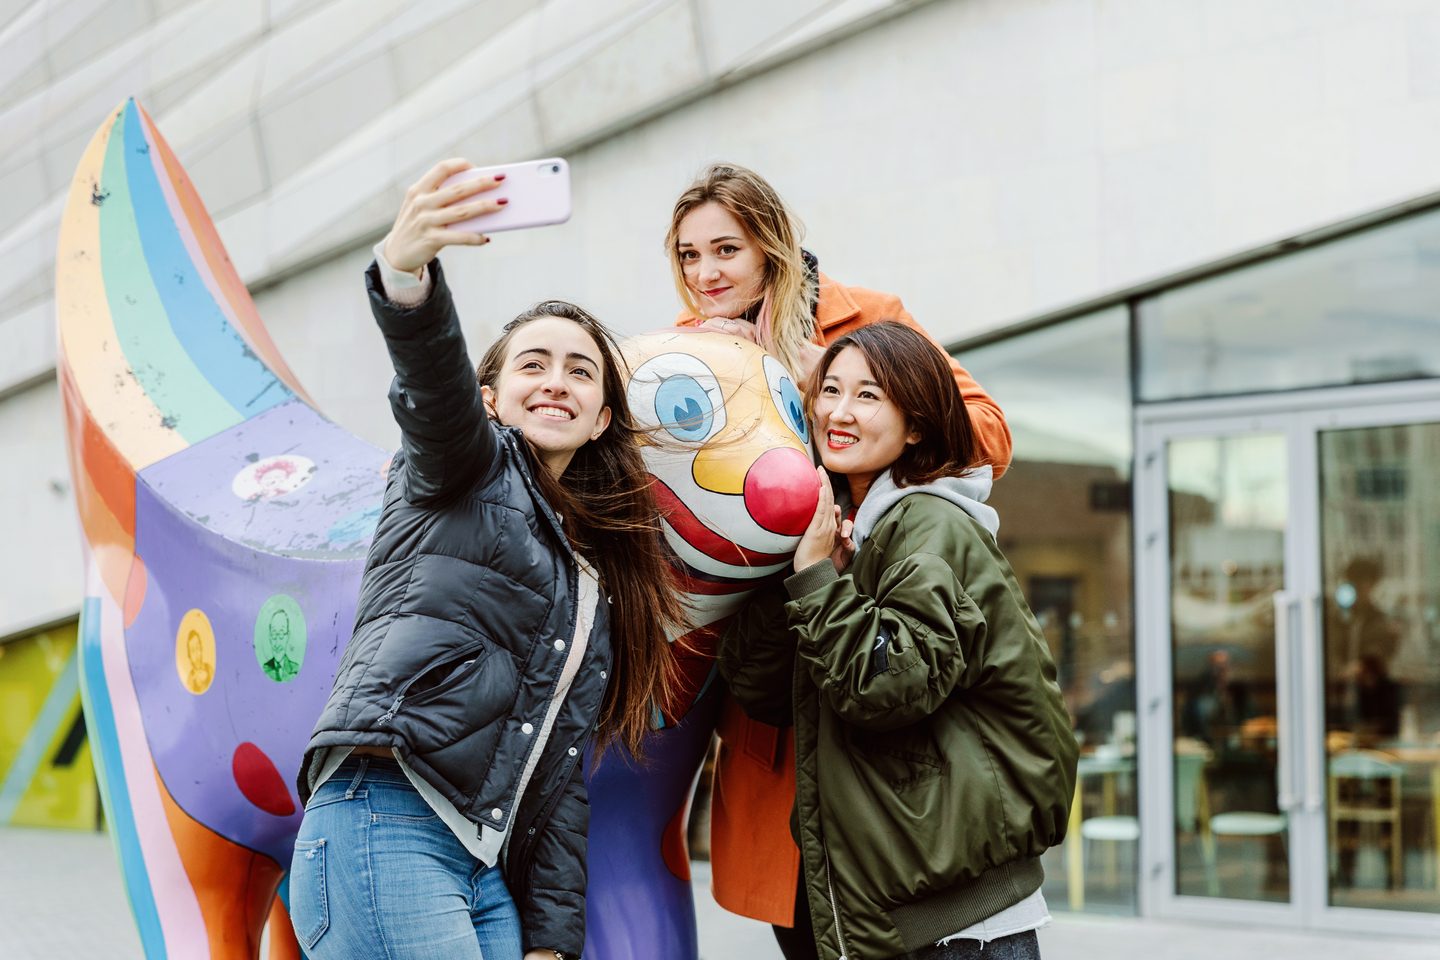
[848,465,999,550]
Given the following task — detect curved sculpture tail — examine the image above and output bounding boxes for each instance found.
[57,99,384,959]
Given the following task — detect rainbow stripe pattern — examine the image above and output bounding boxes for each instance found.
[57,99,386,960]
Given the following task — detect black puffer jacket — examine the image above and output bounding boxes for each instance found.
[298,259,611,958]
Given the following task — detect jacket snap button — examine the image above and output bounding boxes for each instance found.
[521,722,534,735]
[600,670,607,680]
[554,638,566,651]
[491,808,503,820]
[568,747,578,757]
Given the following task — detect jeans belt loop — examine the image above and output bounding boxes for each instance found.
[345,756,370,799]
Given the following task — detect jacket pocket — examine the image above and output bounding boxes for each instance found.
[289,838,329,949]
[374,640,488,725]
[847,724,945,793]
[398,638,519,752]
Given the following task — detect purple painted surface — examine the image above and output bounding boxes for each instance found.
[140,399,388,558]
[127,422,374,864]
[585,686,721,958]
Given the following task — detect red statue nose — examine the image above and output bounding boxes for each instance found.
[744,447,820,536]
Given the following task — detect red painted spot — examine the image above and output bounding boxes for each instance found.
[123,553,147,628]
[232,742,295,817]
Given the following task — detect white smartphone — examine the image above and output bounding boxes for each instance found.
[439,158,571,234]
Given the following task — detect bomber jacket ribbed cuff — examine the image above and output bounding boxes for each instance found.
[784,559,840,600]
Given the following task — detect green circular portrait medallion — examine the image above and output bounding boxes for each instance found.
[254,594,306,683]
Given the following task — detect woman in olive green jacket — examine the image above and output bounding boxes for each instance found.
[719,322,1078,960]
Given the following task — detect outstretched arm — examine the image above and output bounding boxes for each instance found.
[368,159,508,505]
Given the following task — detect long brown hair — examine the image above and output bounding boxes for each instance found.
[476,301,685,757]
[665,163,815,376]
[807,321,988,487]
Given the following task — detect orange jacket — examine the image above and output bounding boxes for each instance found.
[677,275,1012,924]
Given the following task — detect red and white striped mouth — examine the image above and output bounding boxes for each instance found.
[650,478,793,570]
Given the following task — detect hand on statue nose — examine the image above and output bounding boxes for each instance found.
[744,447,821,537]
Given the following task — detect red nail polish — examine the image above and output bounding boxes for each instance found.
[497,198,509,205]
[494,173,507,182]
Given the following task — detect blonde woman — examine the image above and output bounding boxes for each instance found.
[665,163,1013,958]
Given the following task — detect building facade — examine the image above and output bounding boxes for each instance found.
[2,0,1439,938]
[961,198,1440,934]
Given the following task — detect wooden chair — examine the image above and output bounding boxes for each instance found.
[1328,749,1403,889]
[1067,747,1209,909]
[1203,754,1287,897]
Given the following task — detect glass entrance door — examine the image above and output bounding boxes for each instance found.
[1136,388,1440,937]
[1315,421,1440,920]
[1166,431,1291,905]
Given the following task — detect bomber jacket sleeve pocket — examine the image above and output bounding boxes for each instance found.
[783,553,986,731]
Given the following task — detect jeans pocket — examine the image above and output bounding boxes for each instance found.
[290,838,329,949]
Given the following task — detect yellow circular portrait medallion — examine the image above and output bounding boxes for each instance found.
[175,608,217,695]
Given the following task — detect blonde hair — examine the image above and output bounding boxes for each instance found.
[665,163,816,377]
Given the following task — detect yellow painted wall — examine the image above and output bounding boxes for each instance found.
[0,622,98,830]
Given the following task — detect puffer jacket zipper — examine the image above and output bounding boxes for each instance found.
[823,842,850,960]
[375,642,484,725]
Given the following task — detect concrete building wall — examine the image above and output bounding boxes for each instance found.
[6,0,1440,637]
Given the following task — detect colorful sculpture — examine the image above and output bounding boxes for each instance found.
[57,99,818,959]
[585,331,818,957]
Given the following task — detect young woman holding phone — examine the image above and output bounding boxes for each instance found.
[291,160,684,960]
[719,322,1077,960]
[664,163,1014,956]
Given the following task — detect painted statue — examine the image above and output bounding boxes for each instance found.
[57,99,818,959]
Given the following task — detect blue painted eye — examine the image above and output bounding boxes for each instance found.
[763,355,809,443]
[655,375,714,441]
[778,376,807,442]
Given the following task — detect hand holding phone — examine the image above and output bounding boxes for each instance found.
[382,158,572,274]
[439,158,571,233]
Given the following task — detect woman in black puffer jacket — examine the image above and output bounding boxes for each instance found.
[290,159,685,960]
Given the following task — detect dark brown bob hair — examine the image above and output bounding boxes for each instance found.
[806,321,988,487]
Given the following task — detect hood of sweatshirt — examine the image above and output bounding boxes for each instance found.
[848,465,999,550]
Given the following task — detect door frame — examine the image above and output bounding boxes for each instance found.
[1134,378,1440,937]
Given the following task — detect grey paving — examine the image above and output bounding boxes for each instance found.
[2,827,1435,959]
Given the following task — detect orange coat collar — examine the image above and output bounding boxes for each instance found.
[814,272,861,333]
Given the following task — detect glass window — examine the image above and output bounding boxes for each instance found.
[1138,208,1440,401]
[1168,433,1290,903]
[1318,421,1440,913]
[961,306,1136,914]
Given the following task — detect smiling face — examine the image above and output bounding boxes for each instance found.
[813,346,919,503]
[483,316,612,476]
[675,202,767,320]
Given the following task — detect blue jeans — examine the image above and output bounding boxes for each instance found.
[290,756,523,960]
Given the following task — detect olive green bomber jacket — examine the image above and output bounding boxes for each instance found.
[719,493,1078,960]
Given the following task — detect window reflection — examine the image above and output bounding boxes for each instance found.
[1319,422,1440,914]
[1139,208,1440,401]
[1168,434,1289,903]
[962,307,1136,914]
